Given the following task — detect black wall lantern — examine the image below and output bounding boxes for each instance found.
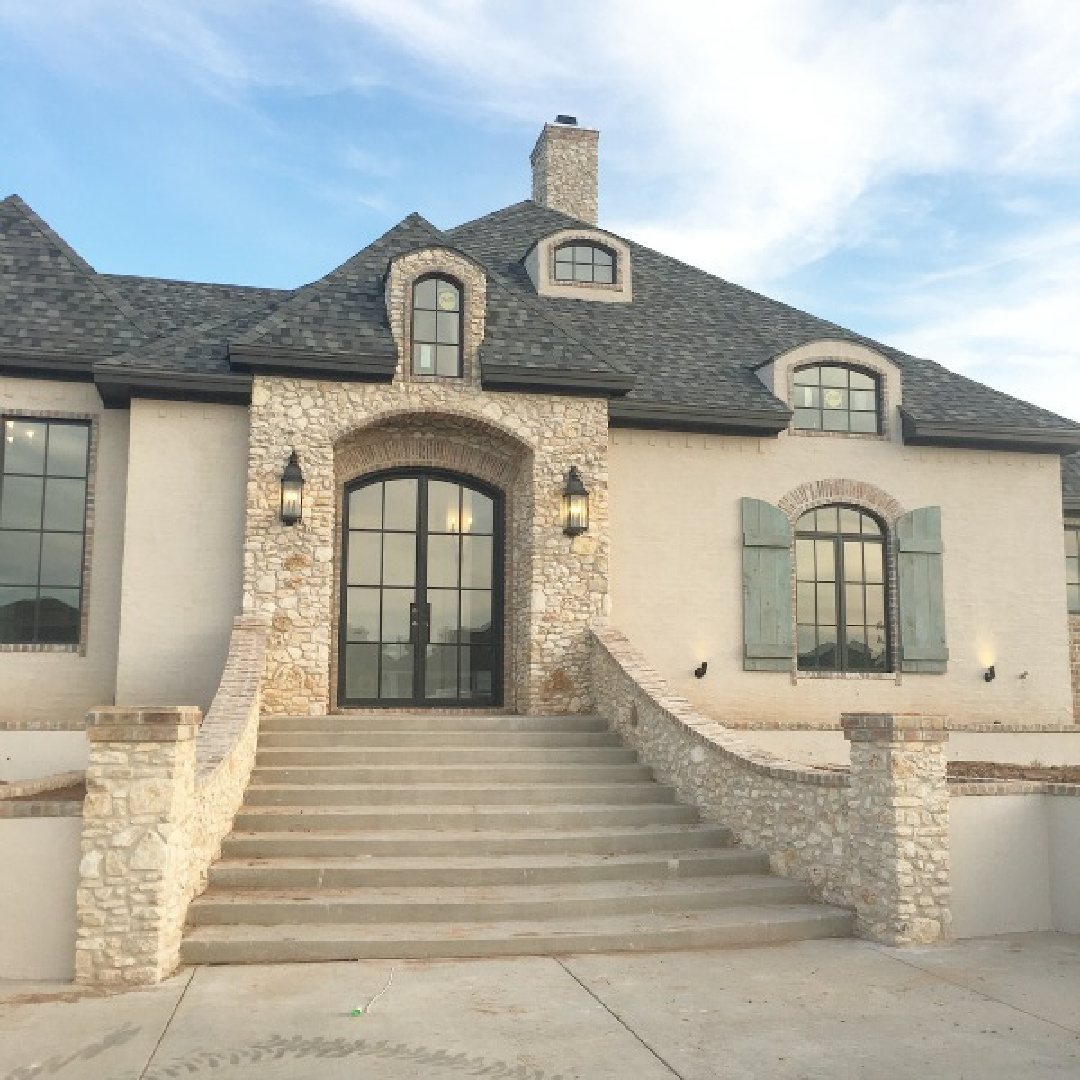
[562,466,590,537]
[280,450,305,526]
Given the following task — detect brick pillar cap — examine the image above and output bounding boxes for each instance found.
[86,706,203,730]
[841,712,948,742]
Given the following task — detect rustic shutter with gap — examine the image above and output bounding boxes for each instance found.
[741,497,793,671]
[896,505,948,673]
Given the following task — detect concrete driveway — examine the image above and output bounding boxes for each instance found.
[1,934,1077,1079]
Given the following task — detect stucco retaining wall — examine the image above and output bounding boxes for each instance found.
[0,731,88,781]
[950,789,1080,936]
[0,817,82,980]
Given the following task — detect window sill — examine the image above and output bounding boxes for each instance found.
[0,643,83,655]
[796,670,899,682]
[787,428,888,440]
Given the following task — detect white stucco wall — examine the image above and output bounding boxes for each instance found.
[0,731,87,781]
[608,417,1074,728]
[951,794,1080,937]
[0,817,81,980]
[0,377,128,729]
[114,400,248,713]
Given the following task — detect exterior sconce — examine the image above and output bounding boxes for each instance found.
[694,661,708,679]
[280,450,305,526]
[984,665,996,683]
[562,466,589,537]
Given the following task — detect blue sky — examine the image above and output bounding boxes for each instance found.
[2,0,1078,422]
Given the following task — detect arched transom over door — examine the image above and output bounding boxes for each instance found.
[340,470,503,707]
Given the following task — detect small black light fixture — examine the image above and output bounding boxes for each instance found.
[984,665,996,683]
[694,661,708,679]
[280,450,305,526]
[562,466,590,537]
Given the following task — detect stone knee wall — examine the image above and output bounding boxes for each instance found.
[245,378,609,715]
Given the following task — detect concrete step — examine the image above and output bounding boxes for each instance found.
[181,904,855,963]
[259,714,609,734]
[250,763,654,784]
[242,782,678,807]
[187,875,811,927]
[233,803,699,832]
[255,747,639,766]
[257,730,623,749]
[220,823,738,859]
[207,848,771,889]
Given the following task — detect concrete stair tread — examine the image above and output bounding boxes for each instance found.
[181,904,854,962]
[260,715,608,732]
[225,823,731,842]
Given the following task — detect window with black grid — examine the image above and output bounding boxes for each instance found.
[0,418,90,645]
[1067,524,1079,613]
[553,243,615,284]
[411,276,463,377]
[793,365,880,434]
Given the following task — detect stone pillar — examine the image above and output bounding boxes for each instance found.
[530,121,600,225]
[76,706,201,985]
[842,712,951,946]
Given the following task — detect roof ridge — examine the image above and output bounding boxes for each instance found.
[102,271,293,295]
[6,195,161,343]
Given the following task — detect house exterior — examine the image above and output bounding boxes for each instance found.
[2,117,1079,759]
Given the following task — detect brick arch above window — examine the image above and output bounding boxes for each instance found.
[778,479,906,527]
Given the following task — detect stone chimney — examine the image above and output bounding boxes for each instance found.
[530,116,599,225]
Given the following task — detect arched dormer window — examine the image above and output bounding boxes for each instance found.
[553,242,615,285]
[411,275,462,377]
[793,364,880,434]
[795,505,890,672]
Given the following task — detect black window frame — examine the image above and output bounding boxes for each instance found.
[0,416,91,646]
[1067,521,1080,614]
[795,504,891,673]
[792,363,882,435]
[410,274,464,378]
[553,242,616,285]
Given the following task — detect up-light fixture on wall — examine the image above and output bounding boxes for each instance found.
[280,450,305,526]
[562,466,590,537]
[984,665,996,683]
[694,662,708,679]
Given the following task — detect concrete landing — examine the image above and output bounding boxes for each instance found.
[1,934,1077,1079]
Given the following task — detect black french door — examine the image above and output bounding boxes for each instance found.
[339,470,502,707]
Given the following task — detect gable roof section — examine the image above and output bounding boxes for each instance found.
[0,195,156,377]
[447,201,1080,449]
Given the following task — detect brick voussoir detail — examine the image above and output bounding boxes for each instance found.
[590,622,952,946]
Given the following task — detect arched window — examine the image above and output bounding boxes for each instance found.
[411,275,462,377]
[795,505,889,672]
[793,364,880,433]
[553,242,615,285]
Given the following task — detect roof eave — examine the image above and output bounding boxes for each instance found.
[228,343,396,383]
[0,349,97,381]
[480,362,635,398]
[609,400,791,436]
[93,368,253,408]
[900,408,1080,455]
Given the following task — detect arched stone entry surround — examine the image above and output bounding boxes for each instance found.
[243,377,609,716]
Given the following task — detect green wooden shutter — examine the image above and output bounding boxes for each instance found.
[896,506,948,673]
[741,498,793,672]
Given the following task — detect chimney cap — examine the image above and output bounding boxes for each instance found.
[554,114,578,126]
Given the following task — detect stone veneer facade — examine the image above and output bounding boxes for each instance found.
[530,123,600,226]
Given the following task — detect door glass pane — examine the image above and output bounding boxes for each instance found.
[380,644,413,698]
[866,585,886,627]
[383,479,417,531]
[429,588,459,645]
[846,630,870,671]
[4,422,47,474]
[0,586,36,643]
[843,542,863,581]
[345,587,380,641]
[427,535,459,588]
[815,540,835,580]
[845,583,865,625]
[816,583,836,624]
[461,536,493,589]
[462,489,493,534]
[795,539,815,578]
[36,589,79,644]
[382,533,416,587]
[427,481,460,534]
[425,645,458,699]
[817,625,838,668]
[816,506,839,532]
[345,644,379,699]
[381,589,412,643]
[349,484,382,530]
[461,590,492,642]
[43,479,85,532]
[864,544,884,584]
[0,476,43,529]
[796,582,816,623]
[461,645,494,698]
[347,532,382,586]
[0,530,41,585]
[45,424,89,478]
[40,532,83,587]
[797,625,818,669]
[838,508,862,534]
